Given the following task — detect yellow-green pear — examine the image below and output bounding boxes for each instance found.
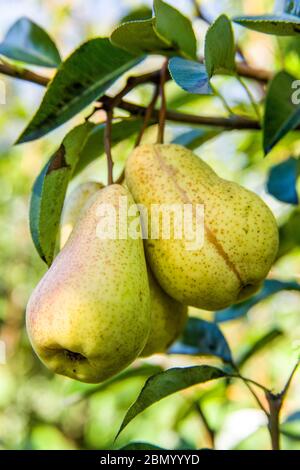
[140,269,187,357]
[60,181,103,248]
[60,185,186,358]
[26,184,151,383]
[125,144,279,311]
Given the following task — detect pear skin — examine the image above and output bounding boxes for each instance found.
[60,181,103,248]
[125,144,279,311]
[26,184,151,383]
[140,269,187,357]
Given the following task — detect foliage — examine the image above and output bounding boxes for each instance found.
[0,0,299,452]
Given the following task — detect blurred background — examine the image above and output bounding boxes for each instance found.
[0,0,299,450]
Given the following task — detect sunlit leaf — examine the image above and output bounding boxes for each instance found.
[236,328,283,368]
[233,14,300,36]
[110,19,172,56]
[267,157,300,204]
[168,57,212,94]
[205,15,236,77]
[169,317,233,364]
[121,6,153,23]
[30,122,94,265]
[215,280,300,323]
[117,366,227,437]
[0,17,61,67]
[17,38,140,143]
[153,0,197,59]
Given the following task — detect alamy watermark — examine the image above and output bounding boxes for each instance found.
[95,196,205,251]
[292,80,300,105]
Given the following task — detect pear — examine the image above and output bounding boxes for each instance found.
[60,185,186,358]
[60,181,103,248]
[125,144,279,311]
[26,184,151,383]
[140,269,187,357]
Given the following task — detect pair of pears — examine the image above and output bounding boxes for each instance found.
[26,144,278,383]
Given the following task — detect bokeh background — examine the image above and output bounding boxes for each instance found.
[0,0,299,450]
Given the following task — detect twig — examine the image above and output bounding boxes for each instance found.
[0,61,274,131]
[117,99,261,130]
[236,75,261,121]
[266,392,282,450]
[135,84,160,147]
[157,59,168,144]
[231,365,269,415]
[0,61,49,86]
[280,360,300,400]
[104,108,114,185]
[265,361,299,450]
[194,402,215,449]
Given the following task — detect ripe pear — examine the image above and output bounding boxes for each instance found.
[60,181,103,248]
[59,185,186,358]
[125,144,279,311]
[26,184,151,383]
[140,269,187,357]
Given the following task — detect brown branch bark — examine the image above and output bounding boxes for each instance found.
[0,60,271,130]
[116,99,261,130]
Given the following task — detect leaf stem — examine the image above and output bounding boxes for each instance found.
[210,82,236,116]
[194,401,215,449]
[104,107,114,185]
[135,83,160,147]
[236,75,261,121]
[157,59,169,144]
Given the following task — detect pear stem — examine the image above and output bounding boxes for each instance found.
[157,59,169,144]
[104,107,114,185]
[135,83,160,147]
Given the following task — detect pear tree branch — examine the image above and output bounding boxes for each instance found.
[0,59,273,133]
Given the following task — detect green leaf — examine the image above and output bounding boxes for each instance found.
[120,6,153,23]
[172,128,221,150]
[264,71,300,154]
[74,117,143,176]
[278,210,300,258]
[233,14,300,36]
[169,317,233,364]
[0,17,61,67]
[110,19,173,56]
[117,366,226,437]
[30,122,94,265]
[205,14,236,77]
[153,0,197,59]
[17,38,140,143]
[236,328,283,368]
[281,411,300,441]
[215,280,300,323]
[65,364,163,406]
[120,442,165,450]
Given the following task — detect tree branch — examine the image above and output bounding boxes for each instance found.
[0,60,272,131]
[116,99,261,130]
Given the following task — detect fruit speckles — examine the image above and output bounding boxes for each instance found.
[26,185,151,383]
[125,144,279,311]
